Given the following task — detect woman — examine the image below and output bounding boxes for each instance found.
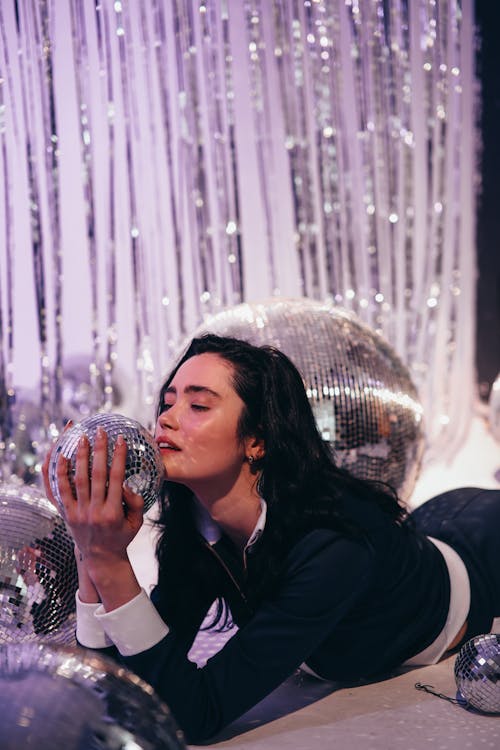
[43,334,500,743]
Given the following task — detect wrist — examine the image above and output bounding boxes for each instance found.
[82,550,130,583]
[75,554,101,604]
[85,555,141,612]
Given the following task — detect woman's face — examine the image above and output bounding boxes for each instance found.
[155,353,251,497]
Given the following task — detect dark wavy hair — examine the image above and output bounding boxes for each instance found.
[154,334,408,634]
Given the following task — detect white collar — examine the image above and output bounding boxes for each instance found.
[245,498,267,552]
[193,498,267,554]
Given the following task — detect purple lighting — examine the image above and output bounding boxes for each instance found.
[0,1,478,481]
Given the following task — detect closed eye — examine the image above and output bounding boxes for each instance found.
[159,402,209,414]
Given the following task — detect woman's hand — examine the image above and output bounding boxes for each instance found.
[52,426,144,610]
[41,423,101,604]
[57,427,144,562]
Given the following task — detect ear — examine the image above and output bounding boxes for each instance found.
[244,435,265,461]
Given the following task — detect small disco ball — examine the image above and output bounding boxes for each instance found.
[454,634,500,714]
[0,478,77,644]
[48,413,164,516]
[0,642,186,749]
[189,298,424,500]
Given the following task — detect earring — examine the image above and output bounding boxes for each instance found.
[247,455,254,464]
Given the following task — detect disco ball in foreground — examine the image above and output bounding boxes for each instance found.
[190,298,424,500]
[0,642,186,750]
[48,412,164,516]
[0,479,77,644]
[454,634,500,714]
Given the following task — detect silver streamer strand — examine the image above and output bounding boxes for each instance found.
[95,1,120,412]
[113,1,158,409]
[68,0,102,408]
[0,7,16,475]
[0,0,479,467]
[218,0,244,304]
[134,2,175,363]
[150,0,187,343]
[198,0,242,309]
[243,0,278,293]
[40,0,63,431]
[174,0,209,316]
[16,1,52,441]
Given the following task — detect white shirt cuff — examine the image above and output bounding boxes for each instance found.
[76,591,114,649]
[95,588,169,656]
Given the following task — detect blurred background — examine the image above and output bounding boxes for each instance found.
[0,0,498,495]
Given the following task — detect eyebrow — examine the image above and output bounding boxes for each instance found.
[164,384,221,399]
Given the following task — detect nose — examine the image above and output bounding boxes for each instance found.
[157,405,179,431]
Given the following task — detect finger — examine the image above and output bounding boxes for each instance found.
[41,420,74,510]
[41,449,58,508]
[74,434,91,505]
[56,453,77,517]
[106,434,128,509]
[90,426,110,505]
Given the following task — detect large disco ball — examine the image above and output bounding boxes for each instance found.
[0,478,77,643]
[48,413,164,516]
[0,642,186,749]
[189,298,424,500]
[454,634,500,714]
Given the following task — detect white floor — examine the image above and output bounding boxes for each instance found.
[128,405,500,749]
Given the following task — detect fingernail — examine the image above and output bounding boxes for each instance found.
[116,434,124,446]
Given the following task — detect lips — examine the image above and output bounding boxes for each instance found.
[156,438,181,451]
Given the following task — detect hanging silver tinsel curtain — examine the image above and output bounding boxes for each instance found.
[0,0,478,469]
